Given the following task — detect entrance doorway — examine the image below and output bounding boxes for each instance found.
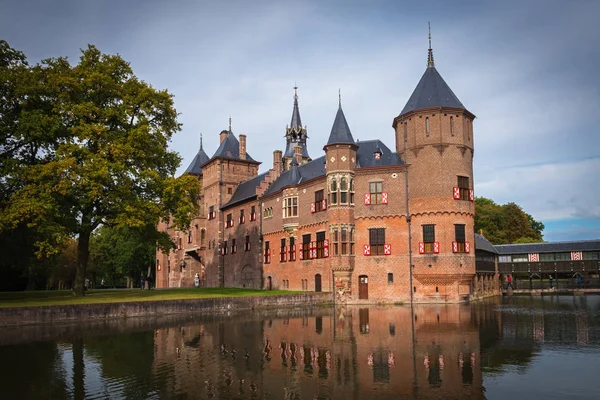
[359,275,368,300]
[315,274,322,292]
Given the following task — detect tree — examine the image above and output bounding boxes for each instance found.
[0,43,198,296]
[475,197,544,244]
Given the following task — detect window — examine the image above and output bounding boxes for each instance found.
[333,229,339,255]
[369,182,383,204]
[245,235,251,251]
[554,252,570,261]
[250,205,256,221]
[340,178,348,204]
[369,228,385,255]
[341,228,349,255]
[584,251,599,260]
[239,209,245,224]
[330,179,338,205]
[209,205,215,220]
[187,231,192,244]
[284,197,298,218]
[177,237,182,250]
[302,234,311,260]
[280,238,286,262]
[454,224,466,252]
[226,213,233,228]
[350,179,355,204]
[457,176,470,201]
[264,241,270,264]
[426,117,430,135]
[450,116,454,135]
[388,273,393,284]
[499,255,510,263]
[350,228,355,255]
[264,207,273,218]
[315,190,325,212]
[422,224,435,253]
[223,240,228,255]
[316,232,325,259]
[289,237,296,261]
[231,238,236,254]
[540,253,555,262]
[227,187,232,194]
[512,254,527,262]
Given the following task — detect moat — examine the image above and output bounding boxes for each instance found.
[1,296,599,399]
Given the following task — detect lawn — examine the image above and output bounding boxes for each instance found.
[0,288,303,308]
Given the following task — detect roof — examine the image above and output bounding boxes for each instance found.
[475,234,498,254]
[400,66,465,116]
[290,90,302,131]
[326,105,355,146]
[495,240,600,255]
[355,139,403,168]
[263,156,326,196]
[283,141,311,158]
[211,131,257,162]
[184,145,210,175]
[221,172,269,209]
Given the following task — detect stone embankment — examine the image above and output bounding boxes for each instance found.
[0,293,333,327]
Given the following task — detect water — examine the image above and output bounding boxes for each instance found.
[1,295,599,400]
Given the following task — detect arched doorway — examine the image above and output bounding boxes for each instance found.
[359,275,368,300]
[267,276,272,290]
[315,274,322,292]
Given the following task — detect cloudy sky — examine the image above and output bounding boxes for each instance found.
[2,0,599,242]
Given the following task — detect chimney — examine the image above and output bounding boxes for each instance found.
[294,145,302,165]
[273,150,282,175]
[239,134,247,160]
[219,130,228,143]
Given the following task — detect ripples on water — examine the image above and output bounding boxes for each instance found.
[1,295,599,400]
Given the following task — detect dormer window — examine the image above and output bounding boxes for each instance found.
[374,151,381,160]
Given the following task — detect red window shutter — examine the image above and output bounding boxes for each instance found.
[324,239,329,258]
[384,244,391,255]
[231,220,234,227]
[284,246,288,261]
[322,199,327,210]
[452,241,458,253]
[364,193,371,205]
[299,244,303,260]
[465,242,470,253]
[453,187,460,200]
[311,241,316,259]
[268,249,271,263]
[363,244,371,256]
[419,242,425,254]
[433,242,440,254]
[311,202,316,213]
[381,192,388,204]
[469,189,474,202]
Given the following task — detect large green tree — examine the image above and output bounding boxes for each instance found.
[0,42,197,296]
[474,197,544,244]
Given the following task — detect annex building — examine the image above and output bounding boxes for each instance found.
[156,41,480,303]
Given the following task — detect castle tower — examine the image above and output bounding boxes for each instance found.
[283,87,311,170]
[392,26,476,302]
[324,94,358,294]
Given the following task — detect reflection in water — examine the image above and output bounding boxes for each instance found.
[1,296,600,399]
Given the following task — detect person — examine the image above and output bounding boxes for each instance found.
[549,275,553,289]
[140,277,145,290]
[194,273,200,288]
[506,274,513,290]
[101,278,105,289]
[147,275,153,290]
[577,275,583,289]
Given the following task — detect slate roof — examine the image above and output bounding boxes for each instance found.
[221,172,269,209]
[355,139,403,168]
[494,240,600,255]
[284,140,310,158]
[184,145,210,175]
[326,105,355,145]
[475,234,498,254]
[211,131,257,162]
[263,156,326,196]
[290,91,302,130]
[400,66,465,116]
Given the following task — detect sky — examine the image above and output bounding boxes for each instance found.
[1,0,599,242]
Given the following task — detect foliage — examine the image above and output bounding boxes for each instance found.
[474,197,544,244]
[0,41,198,295]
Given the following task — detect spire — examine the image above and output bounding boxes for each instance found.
[290,85,302,130]
[228,116,232,132]
[200,133,203,150]
[427,21,435,68]
[326,94,355,146]
[338,88,341,108]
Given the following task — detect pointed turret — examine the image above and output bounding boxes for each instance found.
[184,133,210,175]
[283,86,310,169]
[326,94,355,146]
[290,86,302,132]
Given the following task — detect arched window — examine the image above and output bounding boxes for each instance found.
[330,179,338,205]
[425,117,430,135]
[350,178,355,204]
[450,116,454,135]
[340,178,348,204]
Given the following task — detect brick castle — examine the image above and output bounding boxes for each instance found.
[156,37,477,303]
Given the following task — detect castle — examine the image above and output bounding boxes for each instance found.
[156,37,479,303]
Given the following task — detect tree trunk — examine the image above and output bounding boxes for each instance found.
[74,222,92,297]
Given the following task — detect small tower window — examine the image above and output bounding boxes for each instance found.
[450,116,454,135]
[425,117,430,136]
[350,179,355,204]
[330,179,338,205]
[340,178,348,204]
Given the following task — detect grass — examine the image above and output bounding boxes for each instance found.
[0,288,303,309]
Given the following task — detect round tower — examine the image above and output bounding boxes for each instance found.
[393,27,476,302]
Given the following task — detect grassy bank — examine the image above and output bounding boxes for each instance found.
[0,288,302,308]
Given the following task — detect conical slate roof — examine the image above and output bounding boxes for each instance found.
[290,89,302,130]
[400,66,465,116]
[184,140,210,175]
[326,105,355,146]
[212,131,256,162]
